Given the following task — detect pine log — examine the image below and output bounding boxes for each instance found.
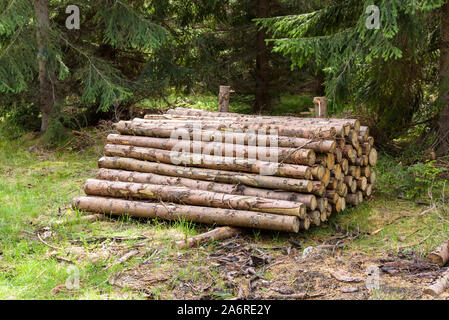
[369,148,378,166]
[346,192,363,206]
[116,121,337,153]
[427,241,449,267]
[335,197,346,213]
[311,181,326,196]
[308,210,321,227]
[107,134,316,166]
[164,108,360,130]
[316,153,335,169]
[325,190,340,204]
[361,166,371,178]
[311,166,326,181]
[299,217,311,231]
[341,159,349,175]
[72,196,301,233]
[334,148,343,164]
[360,126,369,137]
[103,144,314,180]
[348,166,361,179]
[96,168,318,210]
[98,157,313,193]
[344,145,357,164]
[363,184,373,197]
[424,270,449,297]
[122,119,338,140]
[356,177,368,191]
[350,180,358,193]
[368,171,377,184]
[174,227,241,249]
[344,176,354,187]
[83,179,307,217]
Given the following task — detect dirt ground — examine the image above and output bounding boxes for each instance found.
[61,227,448,300]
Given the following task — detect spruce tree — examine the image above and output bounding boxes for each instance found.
[0,0,169,134]
[258,0,448,144]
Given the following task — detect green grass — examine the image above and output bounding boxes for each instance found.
[0,108,448,299]
[138,93,314,116]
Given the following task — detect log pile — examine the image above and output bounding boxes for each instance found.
[72,107,377,233]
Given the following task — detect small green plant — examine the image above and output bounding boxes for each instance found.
[405,161,446,199]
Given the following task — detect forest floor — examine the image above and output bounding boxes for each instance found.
[0,126,449,300]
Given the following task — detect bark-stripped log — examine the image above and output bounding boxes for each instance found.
[83,179,306,217]
[163,108,361,131]
[308,211,321,227]
[72,196,301,232]
[107,134,316,166]
[103,144,314,180]
[96,168,318,210]
[424,270,449,297]
[115,121,337,153]
[117,120,338,140]
[98,157,313,193]
[175,227,242,249]
[346,192,363,206]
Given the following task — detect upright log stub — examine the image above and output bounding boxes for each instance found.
[313,97,328,118]
[218,86,231,113]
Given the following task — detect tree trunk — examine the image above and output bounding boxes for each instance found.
[83,179,307,217]
[437,2,449,155]
[96,168,318,210]
[33,0,54,134]
[98,156,313,193]
[72,196,301,233]
[254,0,271,113]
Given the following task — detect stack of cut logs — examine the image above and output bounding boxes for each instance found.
[72,107,377,233]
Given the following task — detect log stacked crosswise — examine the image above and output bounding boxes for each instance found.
[72,107,377,233]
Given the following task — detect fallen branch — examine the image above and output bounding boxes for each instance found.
[427,240,449,267]
[424,270,449,297]
[174,227,242,249]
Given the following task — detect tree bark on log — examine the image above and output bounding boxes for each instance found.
[427,241,449,267]
[115,121,336,153]
[175,227,242,249]
[72,196,301,233]
[96,168,318,210]
[98,157,313,193]
[424,270,449,297]
[118,120,338,140]
[107,134,316,166]
[164,108,360,130]
[135,118,348,138]
[104,144,314,180]
[83,179,306,217]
